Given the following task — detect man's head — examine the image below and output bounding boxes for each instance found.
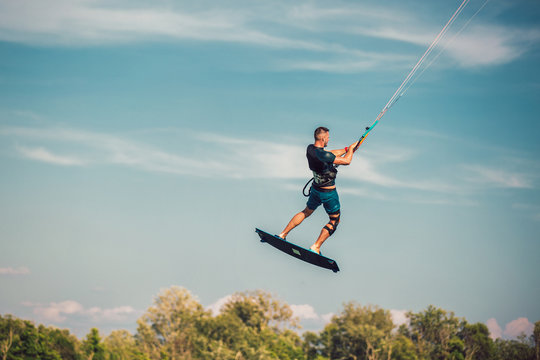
[314,126,330,147]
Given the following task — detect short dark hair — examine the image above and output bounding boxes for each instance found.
[314,126,329,140]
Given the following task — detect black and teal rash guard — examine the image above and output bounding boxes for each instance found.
[306,144,338,188]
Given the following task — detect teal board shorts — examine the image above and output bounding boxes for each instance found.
[307,187,340,214]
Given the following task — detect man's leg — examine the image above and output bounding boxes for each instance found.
[310,211,340,254]
[278,207,314,239]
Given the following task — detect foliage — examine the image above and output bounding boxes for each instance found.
[1,287,538,360]
[391,334,418,360]
[406,305,464,360]
[135,285,210,359]
[458,322,494,360]
[103,329,146,360]
[82,328,106,360]
[0,314,81,360]
[534,321,540,360]
[318,302,394,360]
[133,286,303,360]
[197,290,303,360]
[493,334,535,360]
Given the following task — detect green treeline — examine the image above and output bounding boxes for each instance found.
[1,286,539,360]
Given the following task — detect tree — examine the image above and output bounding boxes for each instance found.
[493,335,535,360]
[406,305,464,360]
[0,316,15,360]
[458,322,494,360]
[82,328,105,360]
[103,330,146,360]
[204,290,304,360]
[303,331,326,360]
[0,315,66,360]
[447,336,465,360]
[319,302,394,360]
[391,334,418,360]
[40,326,82,360]
[135,285,210,360]
[0,316,14,360]
[534,321,540,360]
[220,291,299,332]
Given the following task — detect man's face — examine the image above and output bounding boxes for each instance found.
[323,131,330,147]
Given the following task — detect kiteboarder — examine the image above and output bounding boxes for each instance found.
[278,127,359,254]
[259,0,479,268]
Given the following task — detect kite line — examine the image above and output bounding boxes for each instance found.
[352,0,474,151]
[400,0,490,97]
[303,0,485,196]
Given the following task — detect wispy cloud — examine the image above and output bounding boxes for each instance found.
[0,1,535,71]
[445,25,540,67]
[195,132,308,180]
[3,126,221,176]
[340,148,462,193]
[0,0,323,50]
[1,125,449,191]
[3,126,310,179]
[278,52,413,73]
[17,145,85,166]
[3,125,536,205]
[461,164,533,189]
[0,266,30,275]
[11,110,45,122]
[23,300,138,323]
[277,1,540,70]
[289,3,540,69]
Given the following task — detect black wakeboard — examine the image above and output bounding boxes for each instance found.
[255,228,339,273]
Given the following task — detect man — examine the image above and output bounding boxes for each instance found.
[278,126,359,254]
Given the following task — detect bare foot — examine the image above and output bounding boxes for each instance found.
[309,245,320,254]
[278,233,286,239]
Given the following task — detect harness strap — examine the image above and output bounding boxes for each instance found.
[303,177,314,197]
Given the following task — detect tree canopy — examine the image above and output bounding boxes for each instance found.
[1,287,538,360]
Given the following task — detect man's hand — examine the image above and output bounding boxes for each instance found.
[333,141,358,165]
[331,141,359,157]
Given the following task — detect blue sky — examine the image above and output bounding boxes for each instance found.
[0,0,539,339]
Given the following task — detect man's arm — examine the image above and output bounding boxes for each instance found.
[328,148,347,156]
[329,140,360,157]
[332,141,360,166]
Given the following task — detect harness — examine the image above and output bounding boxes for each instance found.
[304,144,338,196]
[313,168,337,188]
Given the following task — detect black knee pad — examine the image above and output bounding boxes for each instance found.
[324,211,340,236]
